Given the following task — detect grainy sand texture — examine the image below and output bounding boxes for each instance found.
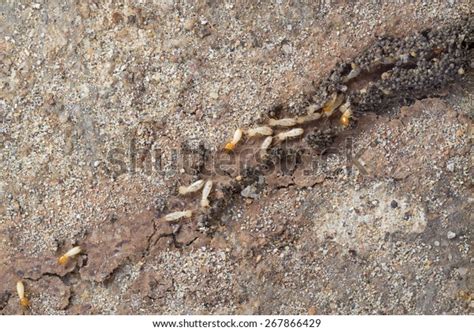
[0,0,472,314]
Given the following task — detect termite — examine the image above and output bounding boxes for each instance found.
[268,118,297,127]
[58,246,82,266]
[276,128,304,141]
[224,128,243,153]
[16,281,30,308]
[260,136,273,157]
[339,102,353,127]
[322,93,345,117]
[246,126,273,137]
[296,112,322,124]
[382,56,396,65]
[343,63,361,82]
[306,104,320,114]
[200,180,213,208]
[178,179,205,195]
[163,210,193,222]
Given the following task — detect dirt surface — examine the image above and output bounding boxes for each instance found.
[0,1,473,314]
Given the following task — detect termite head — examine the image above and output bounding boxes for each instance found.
[224,128,243,153]
[58,255,68,265]
[340,116,350,127]
[20,297,30,308]
[224,142,236,153]
[306,104,319,114]
[322,93,345,117]
[340,109,353,127]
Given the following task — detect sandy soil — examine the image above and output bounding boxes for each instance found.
[0,1,472,314]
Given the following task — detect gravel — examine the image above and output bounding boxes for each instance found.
[0,0,472,315]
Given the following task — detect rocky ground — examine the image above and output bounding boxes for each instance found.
[0,1,472,314]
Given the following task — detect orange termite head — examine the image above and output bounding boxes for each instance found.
[340,115,350,127]
[322,93,344,116]
[224,142,236,153]
[20,297,30,308]
[224,128,243,152]
[58,255,69,265]
[340,110,352,127]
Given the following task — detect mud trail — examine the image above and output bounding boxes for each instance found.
[77,16,473,283]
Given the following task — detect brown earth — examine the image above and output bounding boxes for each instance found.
[0,1,472,314]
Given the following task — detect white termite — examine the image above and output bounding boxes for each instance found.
[259,136,273,157]
[178,179,205,195]
[16,281,29,308]
[224,128,243,152]
[268,118,297,127]
[200,180,213,208]
[58,246,82,265]
[246,126,273,137]
[306,104,320,114]
[276,128,304,141]
[163,210,193,222]
[296,113,322,124]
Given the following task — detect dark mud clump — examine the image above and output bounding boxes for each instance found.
[306,16,473,115]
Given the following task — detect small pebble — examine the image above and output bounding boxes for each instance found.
[308,306,317,315]
[209,91,219,100]
[434,240,440,247]
[447,231,456,239]
[241,185,259,199]
[282,44,292,54]
[390,200,398,208]
[446,161,455,172]
[183,18,196,31]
